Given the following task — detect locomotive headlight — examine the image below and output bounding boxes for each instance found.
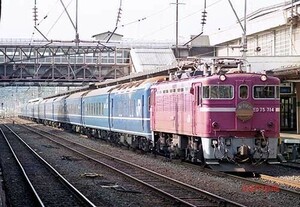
[260,74,267,82]
[219,74,226,81]
[212,121,219,129]
[225,138,231,146]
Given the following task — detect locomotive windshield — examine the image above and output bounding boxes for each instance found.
[203,85,233,99]
[253,85,279,99]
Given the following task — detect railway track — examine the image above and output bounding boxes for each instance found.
[15,120,245,207]
[179,162,300,197]
[0,123,96,207]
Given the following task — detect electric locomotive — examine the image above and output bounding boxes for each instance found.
[150,58,280,170]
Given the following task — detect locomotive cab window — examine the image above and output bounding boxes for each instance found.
[202,85,233,99]
[253,85,278,99]
[239,85,248,99]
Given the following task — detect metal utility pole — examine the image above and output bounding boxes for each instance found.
[0,0,2,21]
[75,0,79,44]
[176,0,179,57]
[242,0,247,60]
[228,0,247,60]
[60,0,79,44]
[171,0,184,58]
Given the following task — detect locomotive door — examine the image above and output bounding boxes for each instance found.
[192,83,202,135]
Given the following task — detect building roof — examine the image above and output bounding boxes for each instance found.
[210,1,300,45]
[130,48,177,73]
[92,31,123,38]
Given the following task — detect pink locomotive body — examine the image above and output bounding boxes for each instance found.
[150,65,280,169]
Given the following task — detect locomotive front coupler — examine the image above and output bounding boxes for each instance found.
[254,129,268,148]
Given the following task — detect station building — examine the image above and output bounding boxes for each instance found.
[209,1,300,133]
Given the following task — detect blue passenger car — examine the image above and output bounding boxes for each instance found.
[33,100,40,120]
[82,86,113,132]
[108,78,164,148]
[44,97,56,123]
[65,91,87,126]
[25,102,34,119]
[53,95,68,124]
[39,99,46,121]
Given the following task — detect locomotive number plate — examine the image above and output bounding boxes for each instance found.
[253,107,275,112]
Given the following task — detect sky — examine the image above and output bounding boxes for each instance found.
[0,0,290,42]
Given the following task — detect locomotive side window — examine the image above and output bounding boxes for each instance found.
[202,85,233,99]
[203,86,209,98]
[253,85,276,99]
[239,85,248,99]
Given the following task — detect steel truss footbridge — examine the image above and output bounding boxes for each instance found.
[0,39,131,87]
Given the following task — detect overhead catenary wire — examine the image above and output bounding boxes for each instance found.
[31,0,74,41]
[106,1,172,43]
[31,0,61,40]
[120,6,172,28]
[45,0,73,37]
[140,0,222,40]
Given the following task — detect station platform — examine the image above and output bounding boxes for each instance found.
[279,132,300,161]
[280,132,300,140]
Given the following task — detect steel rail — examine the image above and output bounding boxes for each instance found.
[2,124,97,207]
[0,127,44,207]
[18,121,246,207]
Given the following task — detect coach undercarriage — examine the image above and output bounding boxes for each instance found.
[64,124,154,152]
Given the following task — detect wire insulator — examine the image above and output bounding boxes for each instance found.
[33,4,38,26]
[201,10,207,26]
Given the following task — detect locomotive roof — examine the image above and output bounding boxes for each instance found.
[152,72,279,88]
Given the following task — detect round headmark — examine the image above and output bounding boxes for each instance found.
[236,101,254,121]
